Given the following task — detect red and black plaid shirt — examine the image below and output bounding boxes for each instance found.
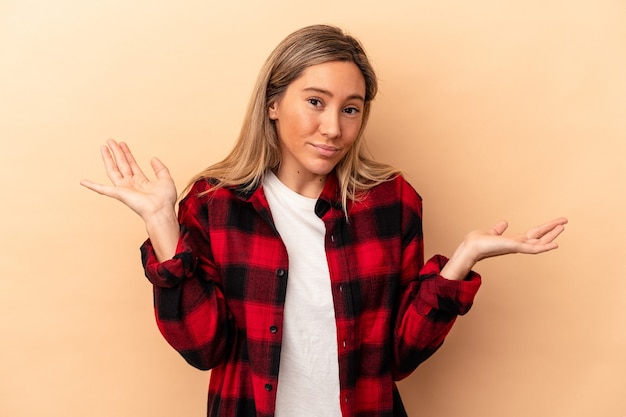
[141,172,481,417]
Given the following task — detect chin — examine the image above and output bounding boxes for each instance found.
[308,162,338,177]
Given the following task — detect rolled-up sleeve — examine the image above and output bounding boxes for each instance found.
[392,180,481,380]
[139,180,235,371]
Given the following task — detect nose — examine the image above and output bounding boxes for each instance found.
[319,110,341,139]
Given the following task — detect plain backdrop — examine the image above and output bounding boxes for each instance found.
[1,1,625,416]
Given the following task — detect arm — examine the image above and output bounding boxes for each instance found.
[392,181,481,379]
[82,140,235,369]
[141,184,235,370]
[391,180,567,379]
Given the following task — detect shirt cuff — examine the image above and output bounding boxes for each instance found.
[419,254,481,316]
[140,238,197,288]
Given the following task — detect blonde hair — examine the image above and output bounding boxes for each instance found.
[187,24,400,212]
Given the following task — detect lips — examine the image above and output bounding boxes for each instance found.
[311,143,340,158]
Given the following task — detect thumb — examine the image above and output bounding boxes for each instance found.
[150,157,171,180]
[489,220,509,236]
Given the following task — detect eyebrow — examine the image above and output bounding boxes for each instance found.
[302,87,365,102]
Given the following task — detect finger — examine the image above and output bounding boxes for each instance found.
[150,157,172,180]
[518,241,559,254]
[119,141,148,180]
[100,145,124,184]
[527,217,568,239]
[106,139,133,178]
[80,179,120,199]
[489,220,509,236]
[537,224,566,244]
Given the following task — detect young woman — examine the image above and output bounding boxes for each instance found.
[81,24,566,417]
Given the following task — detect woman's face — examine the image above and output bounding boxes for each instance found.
[268,61,366,193]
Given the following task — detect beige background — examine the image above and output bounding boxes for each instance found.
[1,0,625,416]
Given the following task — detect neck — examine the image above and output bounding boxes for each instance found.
[274,168,327,198]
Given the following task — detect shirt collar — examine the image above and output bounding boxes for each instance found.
[315,170,343,217]
[236,170,343,218]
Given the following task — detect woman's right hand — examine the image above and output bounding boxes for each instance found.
[80,139,178,222]
[81,139,180,260]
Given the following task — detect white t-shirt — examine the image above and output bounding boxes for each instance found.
[262,171,341,417]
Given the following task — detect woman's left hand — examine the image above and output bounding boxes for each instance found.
[441,217,568,281]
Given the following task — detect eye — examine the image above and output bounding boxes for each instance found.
[343,106,360,115]
[307,98,323,107]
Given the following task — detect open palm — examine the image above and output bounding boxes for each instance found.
[467,218,568,262]
[80,139,177,221]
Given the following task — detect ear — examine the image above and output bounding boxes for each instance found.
[268,102,278,120]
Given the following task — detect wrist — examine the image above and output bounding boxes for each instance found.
[144,207,178,232]
[144,209,180,262]
[440,240,479,281]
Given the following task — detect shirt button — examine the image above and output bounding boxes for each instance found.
[265,383,273,391]
[339,284,343,293]
[276,269,285,277]
[342,340,347,348]
[269,325,278,333]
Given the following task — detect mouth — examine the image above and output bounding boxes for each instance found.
[311,143,341,158]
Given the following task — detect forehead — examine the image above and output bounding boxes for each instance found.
[290,61,366,97]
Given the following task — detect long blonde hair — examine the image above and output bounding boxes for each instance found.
[187,24,400,211]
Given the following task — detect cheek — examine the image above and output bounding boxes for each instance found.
[299,113,320,134]
[343,122,362,143]
[282,112,317,137]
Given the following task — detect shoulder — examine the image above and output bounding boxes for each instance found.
[179,178,239,211]
[180,178,212,205]
[365,174,423,205]
[348,174,423,218]
[178,178,260,228]
[182,178,252,201]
